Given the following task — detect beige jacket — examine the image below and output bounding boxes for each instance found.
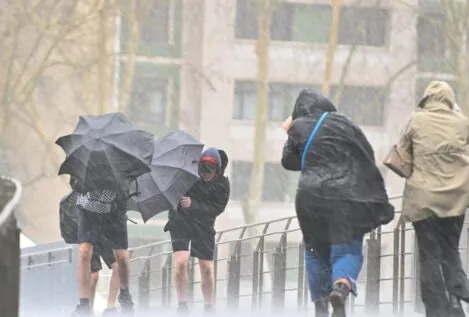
[399,81,469,222]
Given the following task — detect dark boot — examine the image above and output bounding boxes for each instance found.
[450,295,466,317]
[329,282,350,317]
[177,302,189,315]
[118,289,134,315]
[71,304,92,316]
[315,298,329,317]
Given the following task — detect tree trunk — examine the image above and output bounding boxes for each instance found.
[321,0,341,96]
[117,0,139,112]
[243,0,272,232]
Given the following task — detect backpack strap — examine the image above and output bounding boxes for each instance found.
[300,112,330,170]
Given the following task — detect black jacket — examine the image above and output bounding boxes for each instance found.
[282,89,394,233]
[165,149,230,235]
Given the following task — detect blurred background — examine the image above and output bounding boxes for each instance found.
[0,0,466,259]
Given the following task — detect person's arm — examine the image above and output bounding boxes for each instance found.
[281,135,302,171]
[187,179,230,217]
[396,114,416,155]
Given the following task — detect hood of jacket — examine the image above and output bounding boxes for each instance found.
[418,80,456,110]
[291,89,337,120]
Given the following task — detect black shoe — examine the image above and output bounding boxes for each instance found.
[101,308,119,316]
[329,282,349,317]
[177,303,189,315]
[450,295,466,317]
[314,299,329,317]
[71,304,92,316]
[118,291,134,315]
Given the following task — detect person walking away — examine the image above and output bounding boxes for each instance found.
[71,178,135,316]
[281,89,394,317]
[89,240,120,316]
[397,81,469,317]
[164,148,230,314]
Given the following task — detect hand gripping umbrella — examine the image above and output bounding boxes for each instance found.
[131,130,204,222]
[56,112,154,192]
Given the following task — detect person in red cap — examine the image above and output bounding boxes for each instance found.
[164,147,230,315]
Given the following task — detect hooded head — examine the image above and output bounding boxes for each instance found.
[199,147,222,182]
[292,89,337,120]
[418,81,456,110]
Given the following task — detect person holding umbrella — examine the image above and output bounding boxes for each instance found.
[164,148,230,315]
[56,113,154,316]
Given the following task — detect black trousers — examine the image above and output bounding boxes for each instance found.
[413,215,469,317]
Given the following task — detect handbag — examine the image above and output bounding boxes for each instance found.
[383,145,413,178]
[301,112,330,170]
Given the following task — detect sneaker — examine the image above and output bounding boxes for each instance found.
[118,291,135,315]
[329,282,350,317]
[204,305,215,315]
[71,304,92,316]
[101,308,119,316]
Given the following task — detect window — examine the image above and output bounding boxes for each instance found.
[231,161,251,201]
[339,7,389,46]
[231,161,295,202]
[127,75,168,127]
[235,0,258,39]
[291,4,331,43]
[121,0,173,55]
[332,85,386,126]
[235,1,389,47]
[233,81,256,120]
[417,12,454,73]
[233,81,314,121]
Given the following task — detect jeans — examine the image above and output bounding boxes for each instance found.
[305,236,364,301]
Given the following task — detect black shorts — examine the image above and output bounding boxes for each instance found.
[90,238,116,273]
[170,229,216,261]
[77,208,128,250]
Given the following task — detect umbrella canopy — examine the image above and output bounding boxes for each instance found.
[132,130,204,222]
[56,112,154,191]
[59,191,78,244]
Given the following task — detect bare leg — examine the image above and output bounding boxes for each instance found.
[113,249,130,289]
[107,262,120,308]
[78,243,93,300]
[90,271,99,309]
[199,260,215,306]
[174,251,190,303]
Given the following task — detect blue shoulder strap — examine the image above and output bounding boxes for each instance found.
[300,112,329,170]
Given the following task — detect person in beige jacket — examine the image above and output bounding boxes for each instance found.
[398,81,469,317]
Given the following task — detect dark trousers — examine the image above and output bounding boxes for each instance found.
[413,216,469,317]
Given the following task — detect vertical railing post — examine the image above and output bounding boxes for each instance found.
[162,254,173,306]
[297,243,305,310]
[252,239,261,310]
[365,234,380,315]
[138,260,150,309]
[0,177,22,317]
[272,235,287,312]
[188,257,195,303]
[227,241,241,311]
[399,222,406,316]
[392,221,401,315]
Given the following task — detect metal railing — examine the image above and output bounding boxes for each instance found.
[0,176,23,317]
[20,195,469,315]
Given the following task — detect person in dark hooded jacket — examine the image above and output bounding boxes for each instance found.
[281,89,394,317]
[164,147,230,314]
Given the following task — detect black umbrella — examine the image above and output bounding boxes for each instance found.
[56,112,154,191]
[59,191,78,244]
[131,130,204,222]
